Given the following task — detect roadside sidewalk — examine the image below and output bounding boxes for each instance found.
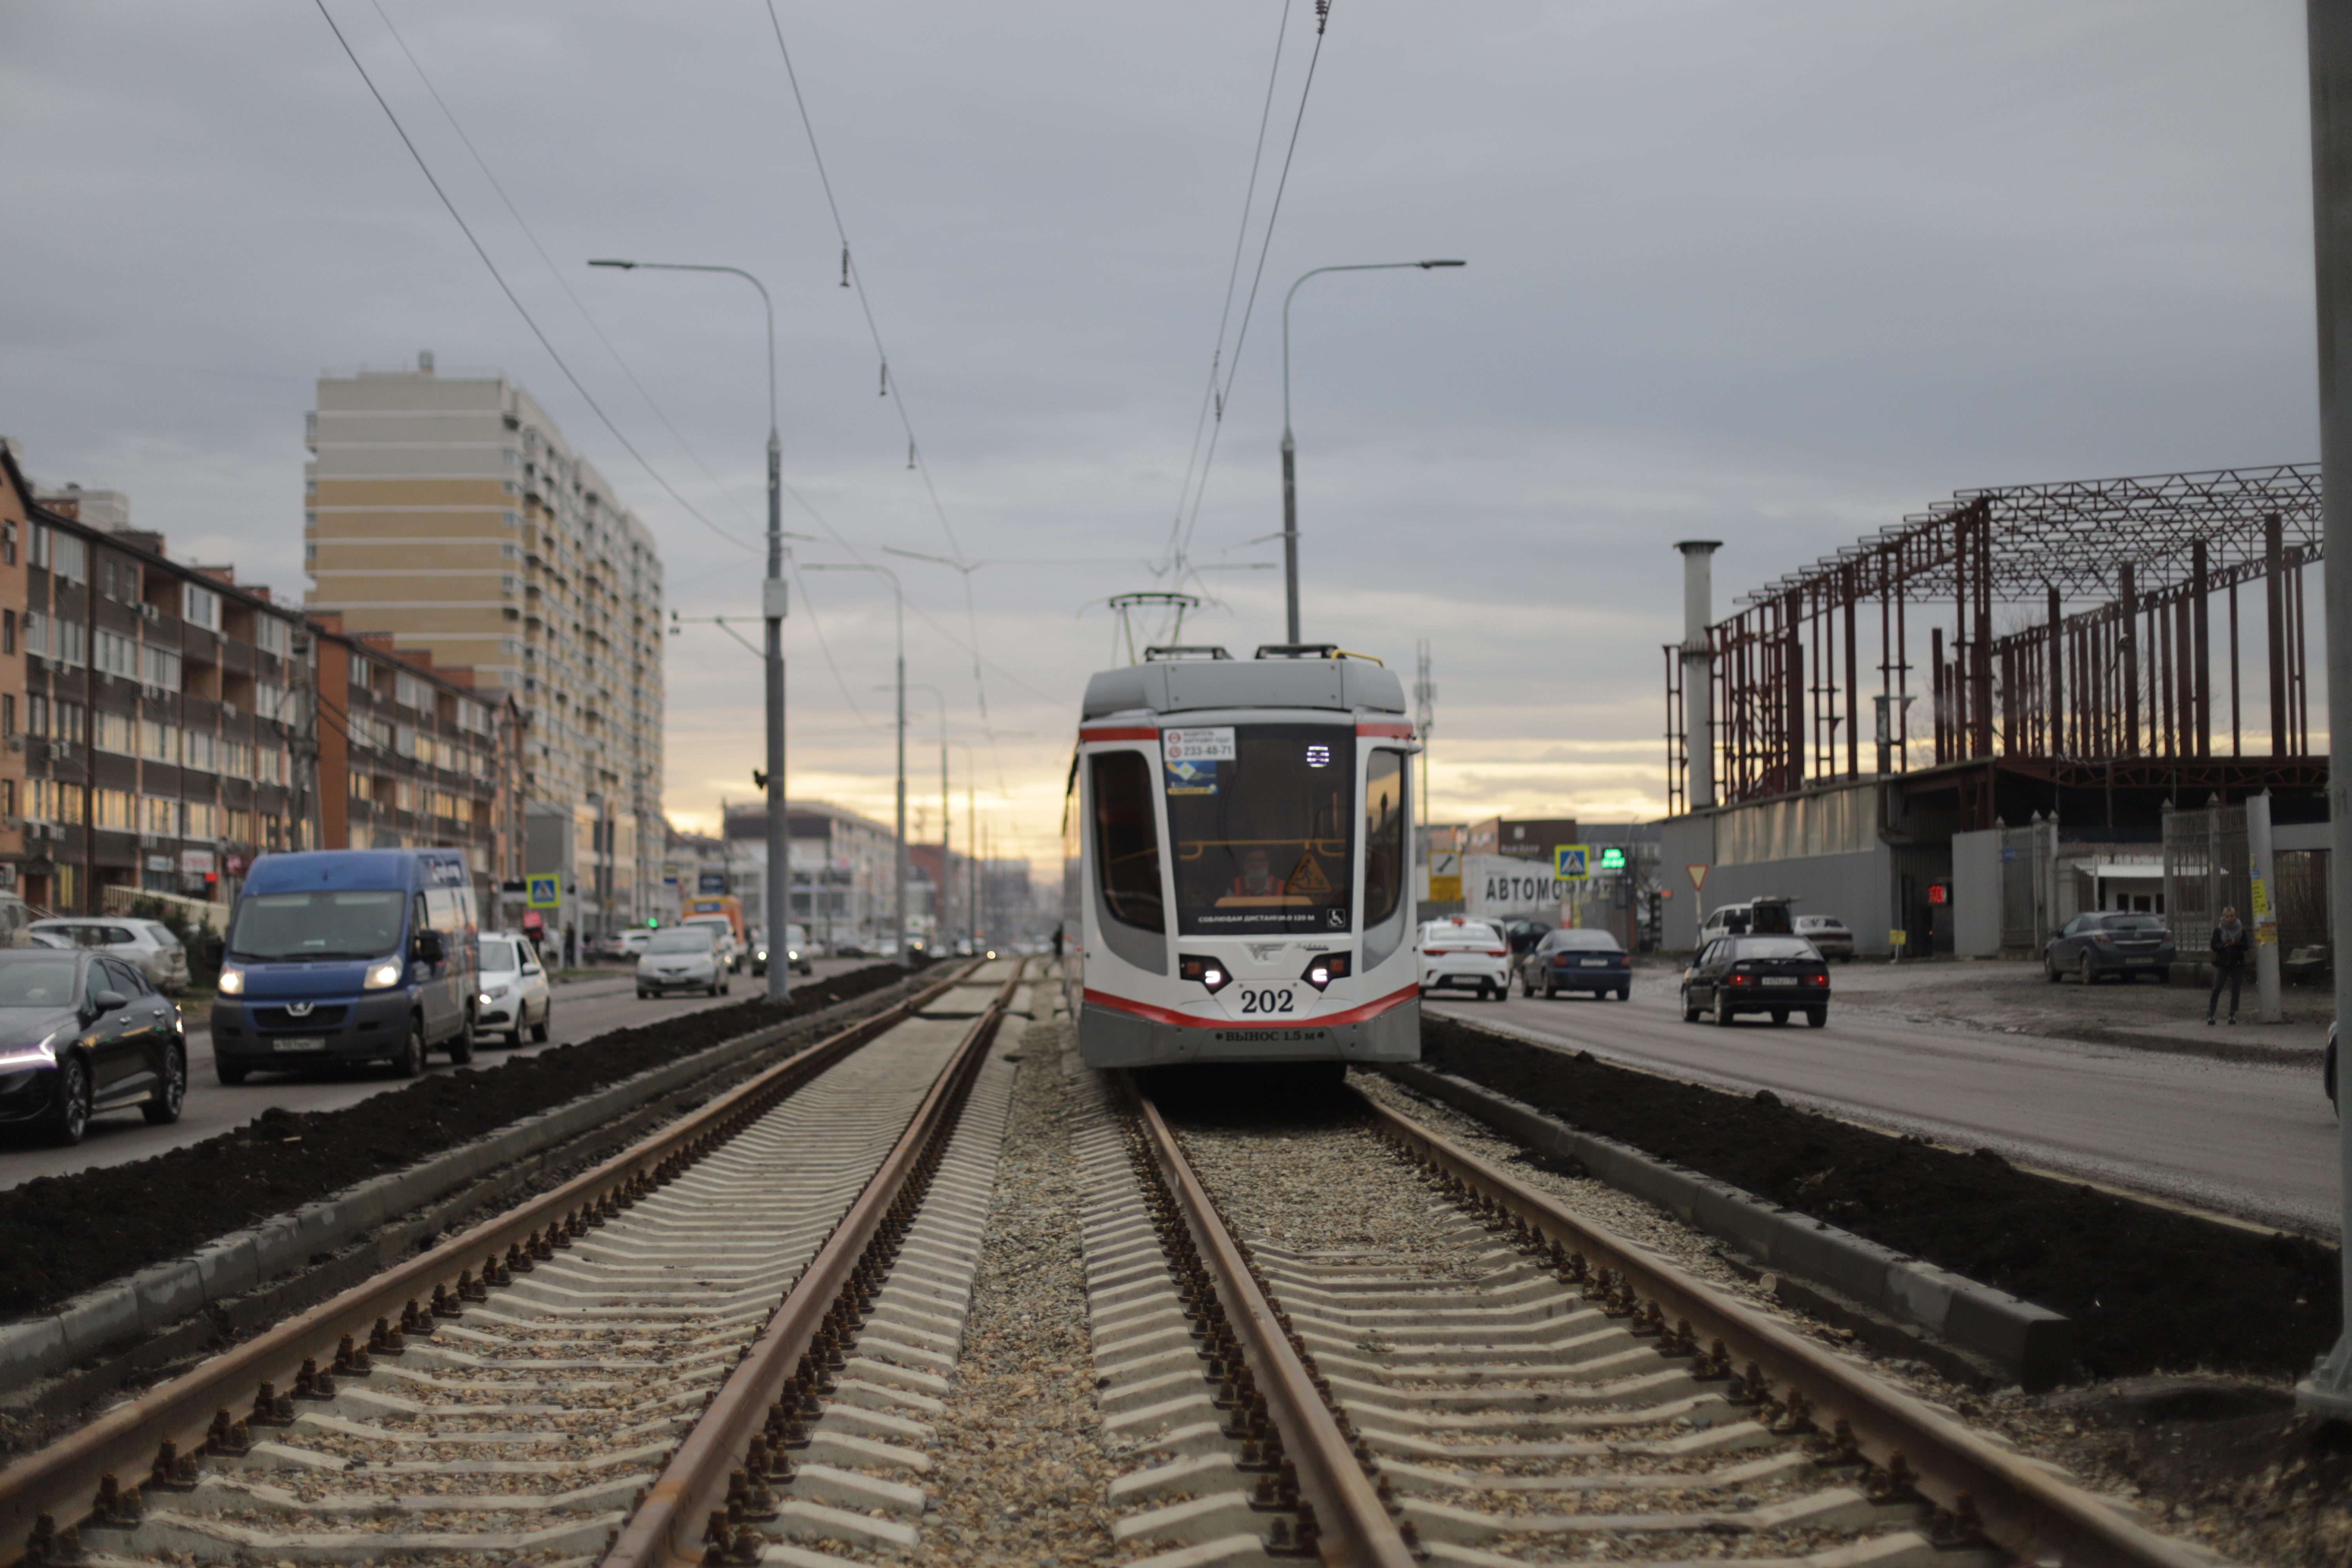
[1817,957,2328,1063]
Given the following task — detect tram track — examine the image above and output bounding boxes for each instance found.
[1114,1076,2227,1568]
[0,959,1024,1568]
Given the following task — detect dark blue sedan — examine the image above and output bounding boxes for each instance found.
[1516,928,1632,1000]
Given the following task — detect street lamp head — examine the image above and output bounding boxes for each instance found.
[1418,259,1467,269]
[586,258,638,270]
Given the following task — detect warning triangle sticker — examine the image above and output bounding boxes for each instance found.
[1288,854,1335,896]
[1687,863,1710,892]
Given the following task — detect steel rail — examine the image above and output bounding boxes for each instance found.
[1129,1082,1419,1568]
[0,961,985,1567]
[1359,1094,2218,1568]
[604,960,1026,1568]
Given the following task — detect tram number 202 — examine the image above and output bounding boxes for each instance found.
[1237,987,1296,1014]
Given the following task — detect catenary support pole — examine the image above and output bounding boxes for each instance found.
[2247,791,2284,1024]
[1676,541,1722,809]
[2297,0,2352,1423]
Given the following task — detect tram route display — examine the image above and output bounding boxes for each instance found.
[1068,644,1422,1071]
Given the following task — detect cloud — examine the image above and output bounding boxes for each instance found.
[0,0,2318,872]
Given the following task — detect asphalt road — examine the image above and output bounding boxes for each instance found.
[0,956,878,1191]
[1426,967,2342,1235]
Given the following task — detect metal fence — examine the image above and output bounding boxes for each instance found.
[2160,803,2251,959]
[1997,818,2060,953]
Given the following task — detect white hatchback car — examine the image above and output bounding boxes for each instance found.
[1416,917,1513,1000]
[476,932,553,1046]
[29,918,191,995]
[638,925,730,998]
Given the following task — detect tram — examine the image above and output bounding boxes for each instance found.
[1069,644,1421,1069]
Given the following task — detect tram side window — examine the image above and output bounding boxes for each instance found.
[1092,751,1165,932]
[1362,750,1406,927]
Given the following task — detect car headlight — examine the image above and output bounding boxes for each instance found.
[363,959,405,990]
[755,948,768,962]
[481,984,511,1002]
[217,967,245,996]
[0,1030,61,1072]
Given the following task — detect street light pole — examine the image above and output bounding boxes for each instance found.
[808,563,907,967]
[895,682,952,951]
[2298,0,2352,1423]
[588,257,791,1001]
[1279,258,1465,644]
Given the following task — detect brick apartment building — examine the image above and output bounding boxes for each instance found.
[0,441,519,916]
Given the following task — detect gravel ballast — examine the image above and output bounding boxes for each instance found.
[918,998,1120,1565]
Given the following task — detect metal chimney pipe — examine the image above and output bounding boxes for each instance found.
[1676,541,1723,810]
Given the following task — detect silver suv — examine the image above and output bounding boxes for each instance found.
[27,918,192,995]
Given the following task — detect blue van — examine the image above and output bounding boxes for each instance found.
[210,848,480,1084]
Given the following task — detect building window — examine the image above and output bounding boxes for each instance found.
[183,583,222,631]
[95,789,134,831]
[3,610,14,655]
[141,644,181,691]
[186,801,217,839]
[395,671,426,710]
[2,521,15,566]
[255,614,290,656]
[183,729,218,772]
[94,711,135,755]
[141,719,179,764]
[93,629,137,679]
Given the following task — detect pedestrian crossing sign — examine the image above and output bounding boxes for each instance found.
[1553,845,1590,881]
[527,875,561,909]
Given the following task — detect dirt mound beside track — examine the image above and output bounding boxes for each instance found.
[1421,1014,2339,1379]
[0,963,923,1321]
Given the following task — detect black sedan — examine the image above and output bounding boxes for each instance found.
[2042,912,2175,983]
[0,949,185,1145]
[1680,935,1831,1027]
[1517,928,1632,1000]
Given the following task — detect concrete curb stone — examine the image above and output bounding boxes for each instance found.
[0,981,915,1394]
[1383,1061,2073,1390]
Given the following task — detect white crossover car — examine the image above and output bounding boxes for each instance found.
[476,932,552,1046]
[637,926,730,998]
[1416,917,1513,1000]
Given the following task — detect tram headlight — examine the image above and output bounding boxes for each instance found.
[1178,954,1232,994]
[1299,953,1352,992]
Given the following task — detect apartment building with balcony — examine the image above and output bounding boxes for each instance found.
[305,355,664,926]
[0,441,515,916]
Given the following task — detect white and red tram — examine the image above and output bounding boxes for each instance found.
[1069,644,1421,1069]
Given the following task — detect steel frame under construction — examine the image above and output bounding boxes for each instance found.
[1665,464,2326,820]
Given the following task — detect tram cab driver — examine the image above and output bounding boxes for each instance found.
[1232,849,1287,898]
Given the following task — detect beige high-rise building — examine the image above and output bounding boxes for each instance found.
[305,355,665,928]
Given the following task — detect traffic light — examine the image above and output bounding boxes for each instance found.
[1598,846,1628,872]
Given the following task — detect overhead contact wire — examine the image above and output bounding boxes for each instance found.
[310,0,757,555]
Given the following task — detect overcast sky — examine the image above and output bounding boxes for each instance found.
[0,2,2321,866]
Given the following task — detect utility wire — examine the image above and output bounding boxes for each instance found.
[1161,0,1296,575]
[310,0,758,555]
[366,0,764,537]
[759,0,996,731]
[1174,0,1336,572]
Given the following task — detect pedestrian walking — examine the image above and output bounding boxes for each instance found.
[2207,906,2248,1024]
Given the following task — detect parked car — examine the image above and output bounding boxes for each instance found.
[1517,927,1632,1000]
[638,925,730,998]
[2043,912,2175,983]
[613,929,654,961]
[1501,918,1551,957]
[1793,915,1855,962]
[28,918,191,996]
[476,933,552,1047]
[1417,917,1512,1000]
[0,947,185,1145]
[1680,933,1832,1026]
[1699,897,1797,942]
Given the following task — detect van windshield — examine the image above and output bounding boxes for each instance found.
[229,890,406,961]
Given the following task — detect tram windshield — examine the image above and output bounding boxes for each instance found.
[1165,724,1355,935]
